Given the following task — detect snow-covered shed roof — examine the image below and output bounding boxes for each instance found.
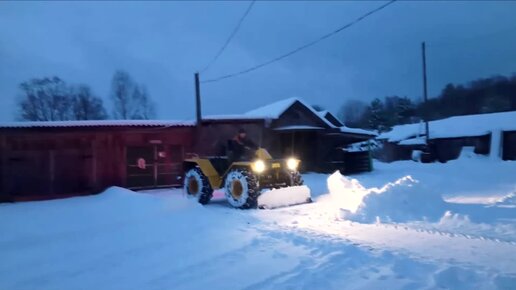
[317,110,344,127]
[273,125,325,131]
[245,97,301,119]
[201,115,266,121]
[0,120,195,129]
[245,97,337,129]
[340,126,377,136]
[245,97,376,138]
[378,111,516,142]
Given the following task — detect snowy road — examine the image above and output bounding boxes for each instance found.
[1,158,515,289]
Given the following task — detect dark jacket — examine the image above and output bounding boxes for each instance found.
[229,136,257,161]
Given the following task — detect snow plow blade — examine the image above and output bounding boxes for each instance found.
[257,185,312,209]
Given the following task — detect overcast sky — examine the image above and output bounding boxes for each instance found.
[1,1,515,121]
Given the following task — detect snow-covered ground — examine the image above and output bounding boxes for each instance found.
[1,156,515,290]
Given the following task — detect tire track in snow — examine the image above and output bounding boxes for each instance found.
[253,207,516,276]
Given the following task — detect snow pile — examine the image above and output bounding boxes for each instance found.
[327,171,447,223]
[495,192,516,207]
[438,211,472,228]
[257,185,311,209]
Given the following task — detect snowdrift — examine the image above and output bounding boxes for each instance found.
[257,185,311,209]
[327,171,448,223]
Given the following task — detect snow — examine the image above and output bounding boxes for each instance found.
[340,126,378,136]
[257,185,311,209]
[245,97,338,129]
[344,139,381,152]
[201,115,267,121]
[0,119,195,128]
[245,97,375,138]
[378,111,516,142]
[245,97,302,119]
[273,125,325,131]
[398,137,426,145]
[1,156,515,289]
[327,172,447,223]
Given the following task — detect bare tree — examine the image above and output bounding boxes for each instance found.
[18,77,72,121]
[110,70,156,119]
[71,85,108,120]
[133,85,156,119]
[338,99,367,127]
[18,77,108,121]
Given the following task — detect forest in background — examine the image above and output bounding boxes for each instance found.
[338,74,516,132]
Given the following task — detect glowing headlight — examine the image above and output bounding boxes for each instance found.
[287,158,299,171]
[252,160,266,173]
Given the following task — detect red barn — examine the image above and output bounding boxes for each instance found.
[0,120,194,202]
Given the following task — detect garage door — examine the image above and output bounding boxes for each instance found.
[126,145,183,188]
[502,131,516,161]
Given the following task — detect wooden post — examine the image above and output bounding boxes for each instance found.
[422,42,430,143]
[195,72,202,127]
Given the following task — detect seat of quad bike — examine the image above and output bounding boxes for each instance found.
[209,157,230,176]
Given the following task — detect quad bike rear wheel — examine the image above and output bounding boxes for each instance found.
[224,169,259,209]
[184,167,213,205]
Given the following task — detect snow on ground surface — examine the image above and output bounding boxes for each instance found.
[1,157,515,290]
[378,110,516,142]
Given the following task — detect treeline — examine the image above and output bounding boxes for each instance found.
[17,70,156,121]
[339,74,516,132]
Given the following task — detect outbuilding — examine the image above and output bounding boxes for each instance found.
[377,111,516,162]
[0,120,194,201]
[0,98,376,202]
[201,98,376,173]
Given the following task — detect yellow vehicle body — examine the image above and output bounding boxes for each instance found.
[184,148,273,190]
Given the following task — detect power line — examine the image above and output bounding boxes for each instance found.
[200,0,256,73]
[202,0,397,84]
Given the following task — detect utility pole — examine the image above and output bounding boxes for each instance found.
[421,41,430,143]
[194,72,202,127]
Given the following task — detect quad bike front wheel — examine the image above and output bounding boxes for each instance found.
[224,169,259,209]
[184,167,213,205]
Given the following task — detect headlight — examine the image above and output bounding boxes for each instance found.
[287,158,299,171]
[252,160,266,173]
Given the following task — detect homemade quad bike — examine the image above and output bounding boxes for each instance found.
[183,147,311,209]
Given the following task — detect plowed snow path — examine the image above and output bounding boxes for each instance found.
[254,204,516,275]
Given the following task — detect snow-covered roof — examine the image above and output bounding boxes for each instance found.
[0,120,195,128]
[201,115,266,121]
[273,125,325,131]
[341,126,377,136]
[398,137,426,146]
[245,97,338,129]
[245,97,300,119]
[317,110,344,127]
[378,111,516,142]
[245,98,376,138]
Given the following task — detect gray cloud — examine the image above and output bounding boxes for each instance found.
[1,1,515,121]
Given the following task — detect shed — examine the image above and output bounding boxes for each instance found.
[377,111,516,162]
[0,120,194,201]
[202,98,376,173]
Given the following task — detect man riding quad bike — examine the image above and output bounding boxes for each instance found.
[183,129,310,209]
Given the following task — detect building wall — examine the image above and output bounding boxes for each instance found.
[195,120,270,156]
[502,130,516,160]
[433,134,490,162]
[378,134,492,163]
[377,141,421,162]
[0,127,193,201]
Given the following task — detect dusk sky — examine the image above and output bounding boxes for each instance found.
[1,1,515,121]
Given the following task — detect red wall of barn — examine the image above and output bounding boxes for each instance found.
[0,126,194,201]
